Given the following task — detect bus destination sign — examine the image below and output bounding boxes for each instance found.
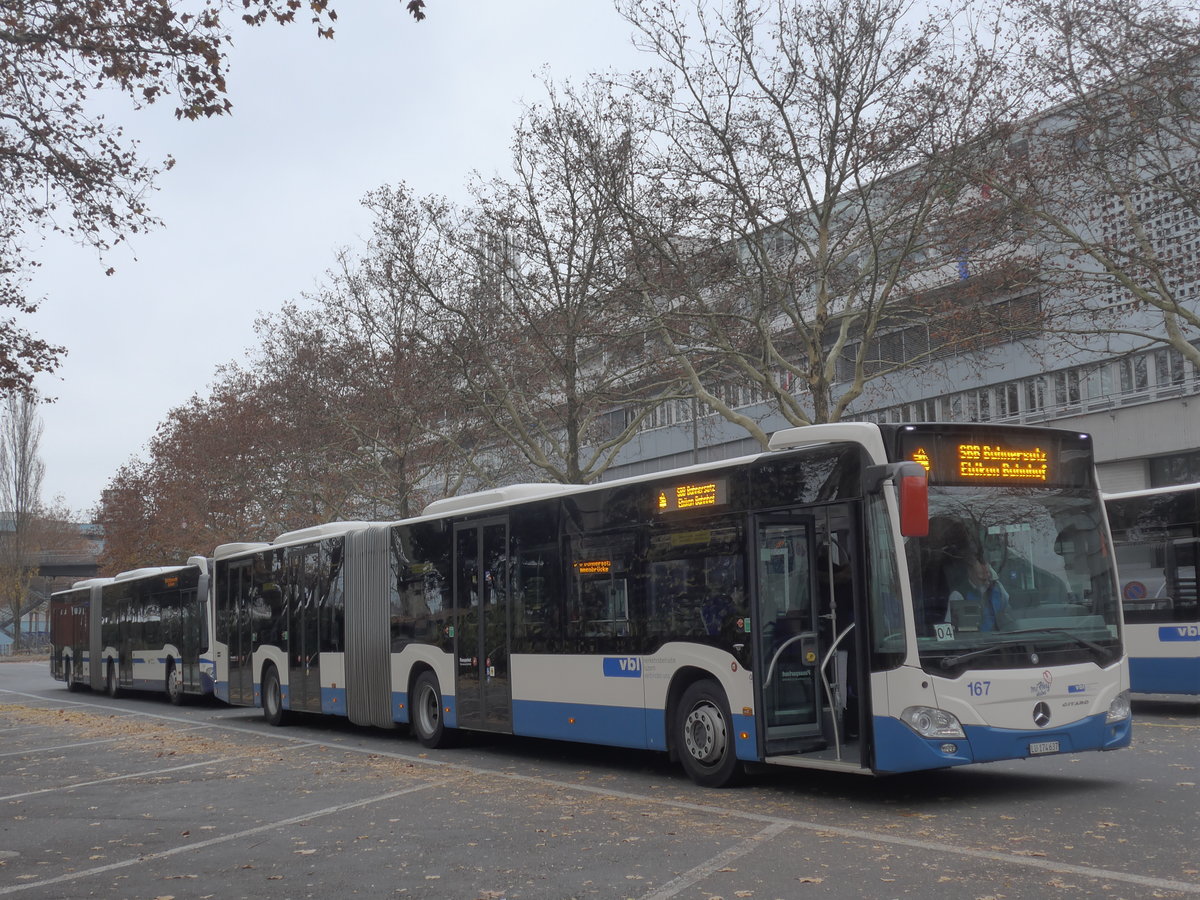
[656,477,728,514]
[957,443,1048,481]
[908,440,1050,484]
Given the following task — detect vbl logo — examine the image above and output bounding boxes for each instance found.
[603,657,643,677]
[1159,624,1200,642]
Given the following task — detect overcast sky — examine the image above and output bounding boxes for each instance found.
[25,1,647,517]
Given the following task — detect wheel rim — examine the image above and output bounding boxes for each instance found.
[417,683,439,736]
[168,668,182,699]
[683,701,727,766]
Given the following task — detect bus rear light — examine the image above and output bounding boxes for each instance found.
[900,705,965,739]
[1106,690,1131,723]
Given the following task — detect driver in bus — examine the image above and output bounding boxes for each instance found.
[947,550,1012,632]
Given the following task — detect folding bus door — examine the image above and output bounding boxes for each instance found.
[223,559,256,707]
[287,546,323,713]
[754,518,824,753]
[453,519,513,733]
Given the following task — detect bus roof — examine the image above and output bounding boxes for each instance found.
[113,566,190,583]
[1104,481,1200,502]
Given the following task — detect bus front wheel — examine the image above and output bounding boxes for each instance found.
[676,680,741,788]
[166,662,185,706]
[412,671,452,749]
[262,664,288,727]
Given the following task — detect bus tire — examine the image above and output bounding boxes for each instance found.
[105,660,121,699]
[676,680,741,788]
[166,661,185,706]
[65,657,81,692]
[262,664,288,727]
[412,671,453,749]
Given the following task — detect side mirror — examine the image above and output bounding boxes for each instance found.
[865,461,929,537]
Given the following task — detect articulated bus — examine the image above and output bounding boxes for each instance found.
[1105,483,1200,695]
[49,559,214,704]
[210,422,1131,786]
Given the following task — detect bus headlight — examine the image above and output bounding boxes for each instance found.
[900,706,966,739]
[1106,690,1131,723]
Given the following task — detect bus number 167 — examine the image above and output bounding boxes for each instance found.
[969,681,991,697]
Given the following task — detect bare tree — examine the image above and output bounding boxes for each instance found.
[606,0,1019,441]
[0,1,381,393]
[0,391,45,650]
[974,0,1200,369]
[367,82,686,485]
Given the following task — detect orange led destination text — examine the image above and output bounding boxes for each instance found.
[957,443,1049,481]
[675,482,719,509]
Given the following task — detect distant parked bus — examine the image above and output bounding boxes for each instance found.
[49,559,214,704]
[212,422,1131,786]
[1105,483,1200,695]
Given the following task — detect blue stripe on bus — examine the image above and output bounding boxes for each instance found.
[1129,656,1200,695]
[322,686,347,716]
[512,699,650,748]
[872,711,1132,774]
[509,700,759,761]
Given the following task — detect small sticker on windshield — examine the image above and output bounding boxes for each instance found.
[934,623,955,642]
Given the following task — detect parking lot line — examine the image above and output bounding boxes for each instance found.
[0,756,237,802]
[0,737,120,758]
[0,780,447,896]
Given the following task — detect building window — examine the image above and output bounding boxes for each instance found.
[996,382,1020,419]
[1155,348,1186,391]
[1054,370,1081,407]
[1083,364,1114,408]
[1025,375,1047,412]
[1119,355,1149,397]
[1149,450,1200,488]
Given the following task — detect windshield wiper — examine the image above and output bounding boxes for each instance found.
[939,639,1030,669]
[1000,628,1115,664]
[939,629,1114,670]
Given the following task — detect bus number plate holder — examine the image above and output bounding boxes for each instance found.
[1029,741,1060,755]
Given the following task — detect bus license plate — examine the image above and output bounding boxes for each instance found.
[1030,741,1060,755]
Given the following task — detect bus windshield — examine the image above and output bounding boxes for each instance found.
[905,485,1122,675]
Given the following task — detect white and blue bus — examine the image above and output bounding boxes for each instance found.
[211,422,1131,786]
[49,560,215,704]
[1105,482,1200,696]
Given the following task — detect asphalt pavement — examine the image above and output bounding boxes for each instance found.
[2,659,1198,899]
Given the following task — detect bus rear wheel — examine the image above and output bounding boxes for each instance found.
[65,657,81,692]
[166,662,185,706]
[412,671,453,749]
[262,664,288,727]
[105,660,120,699]
[676,680,741,788]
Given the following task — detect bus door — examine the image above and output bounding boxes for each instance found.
[175,587,202,692]
[754,518,824,752]
[287,547,322,713]
[1166,537,1199,612]
[225,559,255,706]
[280,547,319,715]
[453,518,513,733]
